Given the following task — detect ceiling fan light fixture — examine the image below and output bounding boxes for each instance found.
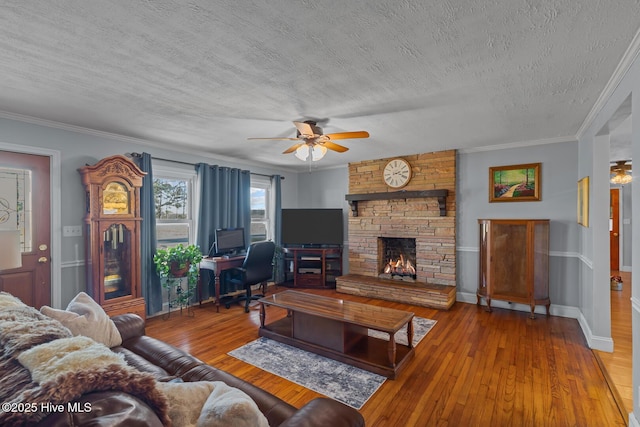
[294,144,309,161]
[610,170,632,184]
[311,145,327,161]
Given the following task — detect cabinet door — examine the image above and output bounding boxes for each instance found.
[489,222,528,299]
[101,222,134,301]
[532,221,550,300]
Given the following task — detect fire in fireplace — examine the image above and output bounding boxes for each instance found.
[378,237,417,281]
[383,254,416,276]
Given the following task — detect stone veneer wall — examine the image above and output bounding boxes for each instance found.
[347,150,456,287]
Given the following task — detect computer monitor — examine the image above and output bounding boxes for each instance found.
[213,228,246,256]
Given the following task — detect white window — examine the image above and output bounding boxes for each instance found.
[153,164,196,249]
[250,176,273,243]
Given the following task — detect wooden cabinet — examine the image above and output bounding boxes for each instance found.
[283,247,342,288]
[477,219,550,319]
[79,155,146,318]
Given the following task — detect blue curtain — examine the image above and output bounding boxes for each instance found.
[195,163,251,299]
[135,153,163,316]
[272,175,283,283]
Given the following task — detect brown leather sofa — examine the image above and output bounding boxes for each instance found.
[42,313,365,426]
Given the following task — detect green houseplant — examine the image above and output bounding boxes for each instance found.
[153,244,203,311]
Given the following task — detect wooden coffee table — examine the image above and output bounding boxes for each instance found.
[258,290,415,378]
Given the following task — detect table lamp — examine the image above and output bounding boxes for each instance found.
[0,230,22,270]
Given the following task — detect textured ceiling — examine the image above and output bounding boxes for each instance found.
[0,1,639,171]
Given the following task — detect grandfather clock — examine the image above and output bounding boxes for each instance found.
[79,155,146,319]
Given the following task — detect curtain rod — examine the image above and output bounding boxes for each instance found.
[128,152,284,180]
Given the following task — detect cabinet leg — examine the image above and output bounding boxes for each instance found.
[486,298,492,312]
[545,303,550,317]
[529,305,536,320]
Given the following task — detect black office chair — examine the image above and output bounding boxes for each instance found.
[223,240,276,313]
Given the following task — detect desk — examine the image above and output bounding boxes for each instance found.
[199,255,245,312]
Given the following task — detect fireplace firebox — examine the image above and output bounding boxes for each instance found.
[378,237,417,281]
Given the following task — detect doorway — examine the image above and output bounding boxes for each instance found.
[0,150,51,308]
[610,188,620,271]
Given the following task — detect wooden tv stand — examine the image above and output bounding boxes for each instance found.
[258,290,415,378]
[283,247,342,288]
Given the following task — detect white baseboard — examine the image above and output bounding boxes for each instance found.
[630,412,639,427]
[575,311,614,352]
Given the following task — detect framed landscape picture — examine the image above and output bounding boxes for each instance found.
[577,176,589,227]
[489,163,541,202]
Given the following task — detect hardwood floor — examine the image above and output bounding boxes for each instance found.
[595,270,633,418]
[145,288,626,426]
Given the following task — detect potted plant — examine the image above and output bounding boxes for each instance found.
[610,275,623,291]
[154,244,204,311]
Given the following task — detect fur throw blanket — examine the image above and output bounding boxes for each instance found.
[0,302,170,426]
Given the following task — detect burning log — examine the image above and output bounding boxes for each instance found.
[383,253,416,278]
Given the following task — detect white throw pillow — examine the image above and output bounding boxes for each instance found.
[40,292,122,347]
[156,381,269,427]
[197,382,269,427]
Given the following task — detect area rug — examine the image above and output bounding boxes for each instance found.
[228,316,436,409]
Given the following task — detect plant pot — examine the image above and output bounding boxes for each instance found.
[170,261,190,277]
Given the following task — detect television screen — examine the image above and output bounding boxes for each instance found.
[214,228,246,255]
[281,209,344,246]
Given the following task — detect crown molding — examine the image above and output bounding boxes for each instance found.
[458,135,576,154]
[576,27,640,140]
[0,110,301,173]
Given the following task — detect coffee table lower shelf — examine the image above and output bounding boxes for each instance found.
[259,317,414,379]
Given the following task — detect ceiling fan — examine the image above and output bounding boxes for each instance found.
[248,120,369,161]
[610,160,632,184]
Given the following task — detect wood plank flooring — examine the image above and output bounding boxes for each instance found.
[595,270,633,418]
[145,288,626,426]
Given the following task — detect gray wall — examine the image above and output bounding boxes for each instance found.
[456,141,581,310]
[577,48,639,422]
[0,114,589,315]
[0,117,298,306]
[294,166,350,273]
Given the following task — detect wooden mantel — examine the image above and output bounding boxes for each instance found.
[345,189,449,217]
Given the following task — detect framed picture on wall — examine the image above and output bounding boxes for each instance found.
[577,176,589,227]
[489,163,541,202]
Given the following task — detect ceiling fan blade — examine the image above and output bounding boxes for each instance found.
[247,137,300,141]
[293,121,316,137]
[322,141,349,153]
[282,142,305,154]
[324,131,370,140]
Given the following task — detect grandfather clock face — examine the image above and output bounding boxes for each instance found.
[102,182,130,215]
[383,158,412,188]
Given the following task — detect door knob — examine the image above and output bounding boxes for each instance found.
[38,257,48,263]
[613,232,619,237]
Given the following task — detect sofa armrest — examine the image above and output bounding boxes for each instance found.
[279,398,365,427]
[111,313,146,342]
[38,391,164,427]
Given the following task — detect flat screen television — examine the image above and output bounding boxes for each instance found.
[212,227,246,256]
[281,209,343,246]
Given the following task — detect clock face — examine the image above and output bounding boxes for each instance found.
[383,159,412,188]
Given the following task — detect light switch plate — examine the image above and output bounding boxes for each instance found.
[63,225,82,237]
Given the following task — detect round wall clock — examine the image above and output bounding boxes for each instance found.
[383,158,412,188]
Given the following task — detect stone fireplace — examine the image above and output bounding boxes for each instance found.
[336,150,457,309]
